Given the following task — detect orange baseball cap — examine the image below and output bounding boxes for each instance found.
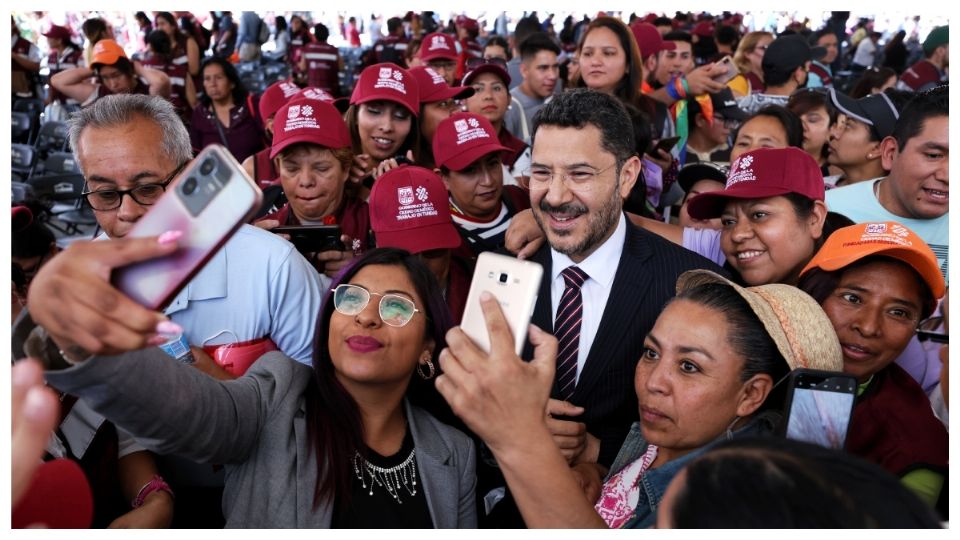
[91,39,127,67]
[801,221,945,308]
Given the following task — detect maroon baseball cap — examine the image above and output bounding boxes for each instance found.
[258,80,302,122]
[629,22,676,60]
[455,15,479,31]
[687,147,825,220]
[432,112,509,172]
[270,98,351,158]
[462,58,511,86]
[12,205,33,231]
[420,32,458,62]
[369,165,462,254]
[42,24,72,41]
[294,87,336,103]
[350,63,420,117]
[410,66,475,104]
[693,21,715,38]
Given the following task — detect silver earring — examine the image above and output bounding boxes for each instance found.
[417,355,436,380]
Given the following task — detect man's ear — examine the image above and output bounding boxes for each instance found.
[879,136,899,171]
[617,155,642,199]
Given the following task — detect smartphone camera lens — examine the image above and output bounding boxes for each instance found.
[499,273,508,283]
[199,158,216,176]
[182,177,198,195]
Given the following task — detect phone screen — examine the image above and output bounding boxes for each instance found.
[785,376,856,449]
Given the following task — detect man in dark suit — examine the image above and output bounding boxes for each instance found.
[525,88,723,468]
[479,88,721,526]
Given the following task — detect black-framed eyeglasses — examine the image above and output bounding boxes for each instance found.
[82,161,188,211]
[14,250,48,284]
[331,284,422,327]
[917,316,948,344]
[712,115,741,130]
[467,56,508,71]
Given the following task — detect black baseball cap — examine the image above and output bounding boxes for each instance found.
[710,88,749,121]
[678,162,728,194]
[829,88,901,140]
[762,35,827,79]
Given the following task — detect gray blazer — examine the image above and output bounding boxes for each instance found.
[45,350,477,528]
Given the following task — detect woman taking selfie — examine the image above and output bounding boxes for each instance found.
[30,247,476,528]
[436,268,843,527]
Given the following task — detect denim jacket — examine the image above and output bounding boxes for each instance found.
[606,413,778,529]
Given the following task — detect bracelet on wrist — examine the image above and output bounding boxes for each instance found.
[132,475,174,508]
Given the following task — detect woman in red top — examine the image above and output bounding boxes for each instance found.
[255,98,370,279]
[189,57,265,163]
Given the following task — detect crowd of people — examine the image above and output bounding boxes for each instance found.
[11,9,949,529]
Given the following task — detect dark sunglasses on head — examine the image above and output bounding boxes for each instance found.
[466,56,508,71]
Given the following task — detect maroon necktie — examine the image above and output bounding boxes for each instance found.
[554,266,588,401]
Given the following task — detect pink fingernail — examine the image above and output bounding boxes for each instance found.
[157,230,183,245]
[155,320,183,336]
[147,335,169,346]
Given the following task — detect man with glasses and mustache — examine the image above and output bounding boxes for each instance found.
[19,93,326,527]
[480,88,720,526]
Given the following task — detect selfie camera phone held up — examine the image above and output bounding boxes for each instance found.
[780,368,857,450]
[712,55,739,84]
[460,252,544,355]
[111,145,263,310]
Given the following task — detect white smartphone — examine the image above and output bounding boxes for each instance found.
[460,252,543,355]
[111,145,263,310]
[713,55,739,84]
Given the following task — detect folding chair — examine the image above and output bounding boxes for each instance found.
[11,111,33,144]
[41,151,81,175]
[25,173,91,235]
[33,120,70,157]
[11,143,38,180]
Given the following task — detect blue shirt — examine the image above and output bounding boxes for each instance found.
[164,224,329,365]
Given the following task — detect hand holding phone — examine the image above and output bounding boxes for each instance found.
[111,145,263,310]
[781,369,857,450]
[711,55,739,84]
[649,136,680,157]
[460,252,543,354]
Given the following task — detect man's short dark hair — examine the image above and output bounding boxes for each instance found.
[519,32,561,61]
[716,25,739,47]
[387,17,403,34]
[513,16,542,50]
[663,31,693,45]
[810,28,834,45]
[314,23,329,42]
[891,85,948,151]
[653,17,673,27]
[762,62,795,87]
[531,88,636,166]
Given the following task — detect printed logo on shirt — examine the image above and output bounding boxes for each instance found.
[375,67,406,94]
[453,116,488,145]
[726,154,756,187]
[396,185,439,221]
[283,104,319,132]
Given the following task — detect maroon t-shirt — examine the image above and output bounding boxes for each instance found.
[189,102,266,163]
[301,42,339,95]
[899,59,944,92]
[498,127,528,167]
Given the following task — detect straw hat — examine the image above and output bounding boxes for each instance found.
[676,270,843,372]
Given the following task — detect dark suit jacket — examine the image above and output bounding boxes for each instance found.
[527,216,723,466]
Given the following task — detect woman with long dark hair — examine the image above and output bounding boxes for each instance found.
[154,11,201,80]
[189,56,265,162]
[32,247,477,527]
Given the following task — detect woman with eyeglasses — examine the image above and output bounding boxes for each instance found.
[730,31,773,97]
[798,222,948,513]
[31,246,477,528]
